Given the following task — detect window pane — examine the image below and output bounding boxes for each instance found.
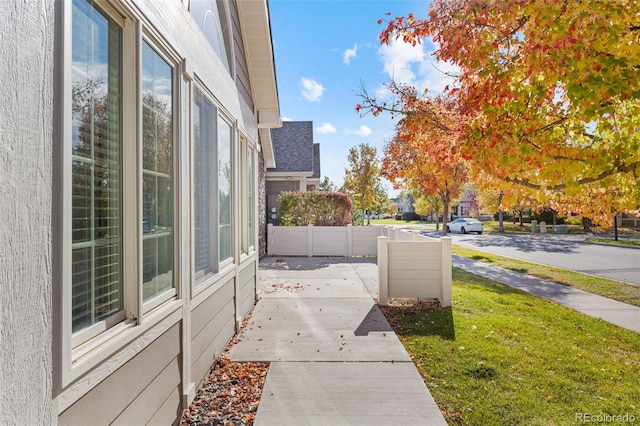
[71,0,123,333]
[142,42,174,302]
[189,0,231,72]
[193,88,217,280]
[248,147,255,248]
[218,119,232,263]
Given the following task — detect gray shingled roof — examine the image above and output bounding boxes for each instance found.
[267,121,314,173]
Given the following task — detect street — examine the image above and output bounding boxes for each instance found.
[422,231,640,286]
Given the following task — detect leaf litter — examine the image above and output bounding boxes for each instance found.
[181,308,269,426]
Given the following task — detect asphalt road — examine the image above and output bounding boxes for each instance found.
[425,231,640,286]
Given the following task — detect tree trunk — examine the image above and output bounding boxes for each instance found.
[442,198,449,237]
[498,210,504,232]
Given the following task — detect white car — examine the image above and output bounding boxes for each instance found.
[447,218,484,234]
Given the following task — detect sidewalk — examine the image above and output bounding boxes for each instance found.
[227,256,447,426]
[453,255,640,333]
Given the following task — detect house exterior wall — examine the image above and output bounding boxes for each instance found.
[1,0,276,424]
[0,1,57,424]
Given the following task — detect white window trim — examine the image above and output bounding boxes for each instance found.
[190,80,220,296]
[190,81,238,297]
[139,31,182,316]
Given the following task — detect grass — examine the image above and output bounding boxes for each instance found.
[381,268,640,425]
[586,237,640,248]
[451,245,640,308]
[368,218,425,226]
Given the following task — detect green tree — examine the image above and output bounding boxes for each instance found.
[343,143,384,225]
[317,176,338,192]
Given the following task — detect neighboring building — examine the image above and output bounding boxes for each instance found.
[393,194,416,216]
[265,121,321,224]
[1,0,280,424]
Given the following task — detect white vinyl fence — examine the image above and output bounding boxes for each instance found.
[267,223,386,257]
[266,224,452,307]
[377,233,452,307]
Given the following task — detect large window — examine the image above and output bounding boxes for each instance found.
[68,0,176,349]
[189,0,232,73]
[218,119,233,264]
[247,146,255,250]
[141,42,174,303]
[193,87,218,281]
[71,0,124,336]
[193,86,233,285]
[240,138,255,254]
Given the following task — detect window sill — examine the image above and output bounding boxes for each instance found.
[58,298,182,411]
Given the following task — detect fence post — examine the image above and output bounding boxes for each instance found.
[377,236,389,306]
[307,224,313,257]
[440,236,452,307]
[267,223,273,255]
[347,224,353,257]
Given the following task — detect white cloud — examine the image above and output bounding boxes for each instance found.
[316,122,337,134]
[378,39,425,85]
[281,116,293,121]
[343,44,358,64]
[346,125,372,137]
[377,39,458,93]
[300,77,325,102]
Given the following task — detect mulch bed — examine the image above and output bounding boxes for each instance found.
[181,309,269,426]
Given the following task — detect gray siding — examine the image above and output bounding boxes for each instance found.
[191,278,236,385]
[59,324,182,426]
[231,0,253,110]
[238,262,257,319]
[0,1,57,424]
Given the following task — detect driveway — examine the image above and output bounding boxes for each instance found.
[422,231,640,285]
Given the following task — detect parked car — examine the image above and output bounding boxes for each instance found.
[447,218,484,234]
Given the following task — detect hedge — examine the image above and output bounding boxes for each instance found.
[277,191,353,226]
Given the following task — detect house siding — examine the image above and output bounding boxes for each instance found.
[58,324,182,426]
[0,1,57,424]
[1,0,275,424]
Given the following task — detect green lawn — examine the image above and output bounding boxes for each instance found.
[382,268,640,425]
[451,245,640,308]
[586,237,640,248]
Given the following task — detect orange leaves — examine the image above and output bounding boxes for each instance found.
[359,0,640,223]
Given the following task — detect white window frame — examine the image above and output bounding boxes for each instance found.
[139,33,180,314]
[191,81,220,291]
[189,82,237,296]
[239,135,256,256]
[217,112,235,269]
[56,0,183,388]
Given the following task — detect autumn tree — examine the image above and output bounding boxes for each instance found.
[358,0,640,226]
[381,93,468,236]
[342,143,385,225]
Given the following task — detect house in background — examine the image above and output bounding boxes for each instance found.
[266,120,321,224]
[1,0,279,424]
[392,194,416,217]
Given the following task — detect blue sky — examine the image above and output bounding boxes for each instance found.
[268,0,455,196]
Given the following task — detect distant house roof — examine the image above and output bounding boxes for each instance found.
[268,121,314,173]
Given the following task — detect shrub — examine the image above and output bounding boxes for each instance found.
[278,191,353,226]
[402,212,421,221]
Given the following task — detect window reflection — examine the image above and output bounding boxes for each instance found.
[190,0,231,72]
[218,119,232,263]
[70,0,123,334]
[141,41,174,302]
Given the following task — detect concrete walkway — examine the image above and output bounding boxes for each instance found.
[453,255,640,333]
[228,257,447,426]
